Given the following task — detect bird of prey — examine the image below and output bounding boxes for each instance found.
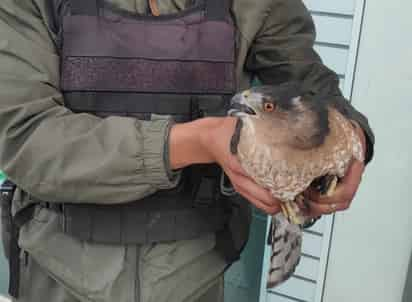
[228,82,364,288]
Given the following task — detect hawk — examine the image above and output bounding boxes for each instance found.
[228,82,364,287]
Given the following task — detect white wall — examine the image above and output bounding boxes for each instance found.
[323,1,412,302]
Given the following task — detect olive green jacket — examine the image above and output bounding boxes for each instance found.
[0,0,374,211]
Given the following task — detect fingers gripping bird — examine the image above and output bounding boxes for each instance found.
[228,82,364,287]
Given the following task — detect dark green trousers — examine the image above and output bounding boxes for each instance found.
[11,206,227,302]
[13,248,225,302]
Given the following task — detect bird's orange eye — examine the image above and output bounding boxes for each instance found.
[264,102,275,112]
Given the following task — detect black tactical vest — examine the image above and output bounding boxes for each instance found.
[62,0,235,120]
[55,0,239,245]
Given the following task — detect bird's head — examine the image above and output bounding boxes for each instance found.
[229,82,330,150]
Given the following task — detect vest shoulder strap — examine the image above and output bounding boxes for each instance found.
[205,0,231,21]
[66,0,230,19]
[68,0,99,16]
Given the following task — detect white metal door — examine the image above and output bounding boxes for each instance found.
[259,1,366,301]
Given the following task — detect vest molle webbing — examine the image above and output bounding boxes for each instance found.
[57,0,236,245]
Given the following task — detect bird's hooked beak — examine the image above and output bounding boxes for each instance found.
[228,90,257,117]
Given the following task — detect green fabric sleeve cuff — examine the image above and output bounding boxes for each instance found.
[163,120,182,182]
[140,115,181,190]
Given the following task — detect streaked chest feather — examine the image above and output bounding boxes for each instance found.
[237,109,362,202]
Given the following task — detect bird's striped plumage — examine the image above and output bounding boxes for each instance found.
[229,83,363,287]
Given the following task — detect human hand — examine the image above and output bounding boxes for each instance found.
[169,117,281,214]
[303,123,367,217]
[203,117,282,215]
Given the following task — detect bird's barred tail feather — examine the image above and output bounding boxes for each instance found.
[267,213,303,288]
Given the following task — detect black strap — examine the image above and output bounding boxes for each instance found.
[193,177,218,207]
[61,200,226,244]
[0,181,20,299]
[215,195,251,262]
[8,221,21,298]
[0,180,37,299]
[64,92,194,116]
[8,204,36,299]
[69,0,230,19]
[69,0,99,15]
[205,0,230,21]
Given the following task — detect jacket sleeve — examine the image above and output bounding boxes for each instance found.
[0,0,179,204]
[245,0,375,164]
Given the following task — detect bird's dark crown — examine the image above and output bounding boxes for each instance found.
[250,82,303,111]
[251,82,331,148]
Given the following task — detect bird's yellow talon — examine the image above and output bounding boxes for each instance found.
[280,203,289,220]
[326,176,338,196]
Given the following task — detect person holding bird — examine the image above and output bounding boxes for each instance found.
[0,0,374,301]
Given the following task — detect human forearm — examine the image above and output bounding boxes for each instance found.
[0,94,177,203]
[168,117,223,170]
